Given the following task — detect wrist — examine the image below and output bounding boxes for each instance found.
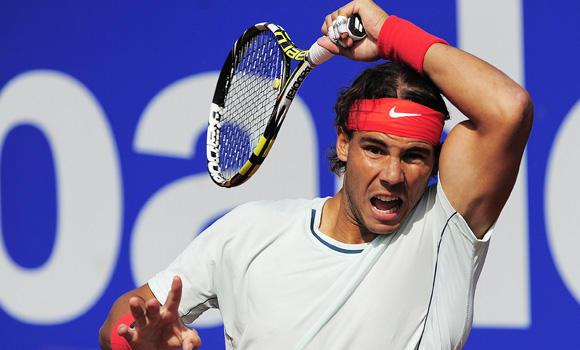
[377,16,448,74]
[110,313,134,350]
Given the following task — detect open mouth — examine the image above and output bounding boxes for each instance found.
[370,195,403,214]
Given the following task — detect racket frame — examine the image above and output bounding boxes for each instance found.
[208,23,317,188]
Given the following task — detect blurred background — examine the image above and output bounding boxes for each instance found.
[1,0,578,348]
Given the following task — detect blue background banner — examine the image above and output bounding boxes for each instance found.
[1,1,579,349]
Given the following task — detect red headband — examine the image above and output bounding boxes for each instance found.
[347,98,444,145]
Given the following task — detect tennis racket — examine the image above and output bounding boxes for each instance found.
[207,16,366,188]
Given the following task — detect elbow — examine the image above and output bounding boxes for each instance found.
[501,86,534,136]
[513,87,534,130]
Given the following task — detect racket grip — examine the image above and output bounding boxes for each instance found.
[307,14,366,67]
[307,42,335,66]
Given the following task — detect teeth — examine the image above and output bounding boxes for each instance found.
[374,207,398,214]
[375,195,399,202]
[371,195,401,214]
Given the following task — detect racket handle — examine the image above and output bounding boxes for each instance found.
[307,42,335,66]
[306,14,366,67]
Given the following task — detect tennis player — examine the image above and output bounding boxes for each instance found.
[99,1,533,349]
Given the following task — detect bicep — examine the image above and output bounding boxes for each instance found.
[438,118,530,238]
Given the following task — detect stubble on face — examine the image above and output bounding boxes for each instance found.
[335,131,434,241]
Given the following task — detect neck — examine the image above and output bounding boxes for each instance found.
[320,190,377,244]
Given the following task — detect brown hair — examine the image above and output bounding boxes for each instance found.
[328,62,450,175]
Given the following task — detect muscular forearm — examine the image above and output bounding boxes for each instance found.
[422,40,533,236]
[423,43,532,132]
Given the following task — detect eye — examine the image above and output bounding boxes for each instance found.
[365,145,384,155]
[403,152,427,163]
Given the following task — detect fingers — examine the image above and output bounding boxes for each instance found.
[316,36,361,61]
[117,322,136,343]
[322,1,388,41]
[129,296,148,329]
[182,337,202,350]
[321,2,361,49]
[162,275,183,321]
[128,295,163,334]
[318,1,387,61]
[327,15,352,48]
[326,1,356,23]
[322,14,332,34]
[145,298,161,326]
[343,36,354,49]
[316,37,340,55]
[336,2,357,27]
[182,328,202,350]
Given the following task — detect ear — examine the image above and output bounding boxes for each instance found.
[336,128,350,162]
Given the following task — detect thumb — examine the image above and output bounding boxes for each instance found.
[316,36,341,55]
[182,336,202,350]
[316,36,358,61]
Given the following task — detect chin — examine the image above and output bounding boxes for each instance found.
[365,205,409,235]
[366,221,401,236]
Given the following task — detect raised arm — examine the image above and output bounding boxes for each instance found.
[320,0,533,238]
[424,43,532,237]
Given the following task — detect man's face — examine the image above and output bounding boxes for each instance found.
[337,130,435,235]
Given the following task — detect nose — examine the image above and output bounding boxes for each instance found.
[379,156,404,187]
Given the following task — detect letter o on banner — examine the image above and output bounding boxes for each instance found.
[546,100,580,303]
[0,71,123,324]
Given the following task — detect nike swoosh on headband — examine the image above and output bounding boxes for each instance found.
[347,98,444,145]
[389,106,422,118]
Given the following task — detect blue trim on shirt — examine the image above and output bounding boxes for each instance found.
[309,209,364,254]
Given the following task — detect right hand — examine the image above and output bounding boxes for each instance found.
[318,0,390,61]
[117,276,201,350]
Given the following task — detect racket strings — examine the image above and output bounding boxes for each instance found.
[219,30,285,179]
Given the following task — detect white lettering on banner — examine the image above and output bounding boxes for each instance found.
[546,100,580,303]
[0,71,122,324]
[131,72,318,327]
[456,0,530,328]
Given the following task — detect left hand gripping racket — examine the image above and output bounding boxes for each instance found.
[207,17,365,187]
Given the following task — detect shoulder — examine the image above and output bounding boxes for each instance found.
[203,197,319,238]
[227,197,317,220]
[425,181,494,243]
[399,183,449,234]
[410,183,439,217]
[411,182,461,225]
[412,181,459,219]
[196,197,320,254]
